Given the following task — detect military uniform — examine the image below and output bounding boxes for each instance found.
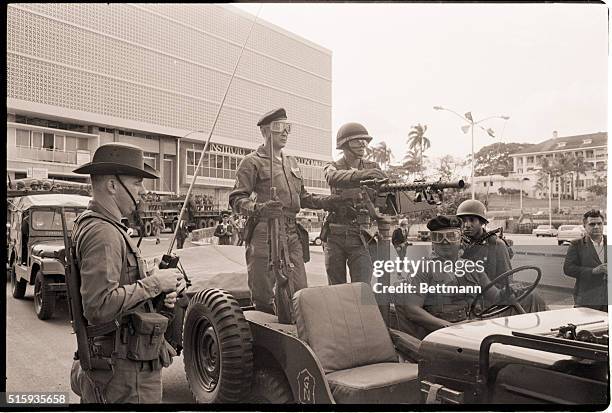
[323,156,382,285]
[70,143,177,403]
[229,109,335,314]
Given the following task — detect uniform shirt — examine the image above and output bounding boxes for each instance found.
[324,156,381,191]
[229,145,330,216]
[323,156,382,224]
[462,234,511,282]
[73,200,162,326]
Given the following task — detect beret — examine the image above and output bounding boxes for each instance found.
[427,215,462,231]
[257,108,287,126]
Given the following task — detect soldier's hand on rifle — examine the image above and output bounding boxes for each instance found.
[352,169,386,182]
[255,200,283,219]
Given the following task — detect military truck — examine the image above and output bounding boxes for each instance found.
[7,193,90,320]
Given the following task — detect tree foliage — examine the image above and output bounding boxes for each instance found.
[472,142,535,177]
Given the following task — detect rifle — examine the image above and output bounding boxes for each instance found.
[60,208,107,403]
[268,130,294,324]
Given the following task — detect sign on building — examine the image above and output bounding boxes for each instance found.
[27,167,48,179]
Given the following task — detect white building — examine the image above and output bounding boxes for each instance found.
[7,4,332,208]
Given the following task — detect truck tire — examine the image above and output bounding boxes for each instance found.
[249,367,293,403]
[11,267,27,299]
[206,219,216,228]
[143,220,152,237]
[34,270,56,320]
[198,219,207,229]
[183,288,253,403]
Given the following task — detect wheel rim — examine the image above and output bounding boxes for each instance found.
[34,276,42,312]
[195,318,220,392]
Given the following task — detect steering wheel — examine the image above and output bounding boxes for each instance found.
[469,265,542,319]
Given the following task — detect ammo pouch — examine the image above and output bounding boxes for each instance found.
[296,222,310,263]
[126,312,169,361]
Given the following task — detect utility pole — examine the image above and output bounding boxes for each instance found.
[548,173,552,227]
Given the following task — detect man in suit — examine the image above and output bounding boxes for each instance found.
[563,209,607,311]
[392,219,411,260]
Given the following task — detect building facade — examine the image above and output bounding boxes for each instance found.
[473,132,607,200]
[7,3,332,208]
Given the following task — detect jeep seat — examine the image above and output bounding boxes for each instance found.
[293,283,420,404]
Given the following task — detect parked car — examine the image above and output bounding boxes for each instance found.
[297,210,319,224]
[532,225,558,237]
[309,231,323,246]
[557,225,586,245]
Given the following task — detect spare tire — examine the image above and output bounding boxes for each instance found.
[143,221,152,237]
[183,289,253,403]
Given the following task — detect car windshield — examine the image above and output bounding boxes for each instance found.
[31,209,82,231]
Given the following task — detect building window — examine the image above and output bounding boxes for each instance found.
[16,129,30,147]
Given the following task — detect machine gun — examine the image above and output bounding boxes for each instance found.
[357,178,465,215]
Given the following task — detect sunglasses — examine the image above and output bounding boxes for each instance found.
[430,230,461,244]
[270,120,292,133]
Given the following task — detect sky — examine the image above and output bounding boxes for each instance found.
[233,3,608,167]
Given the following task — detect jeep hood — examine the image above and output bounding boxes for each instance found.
[31,240,65,259]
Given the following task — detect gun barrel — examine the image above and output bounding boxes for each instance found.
[379,179,465,192]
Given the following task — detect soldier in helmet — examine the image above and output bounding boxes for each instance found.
[457,199,512,285]
[29,179,41,191]
[322,122,387,285]
[70,142,185,403]
[396,215,545,339]
[229,108,340,315]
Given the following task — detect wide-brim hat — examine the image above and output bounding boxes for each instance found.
[73,142,159,179]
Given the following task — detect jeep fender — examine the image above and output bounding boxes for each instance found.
[29,257,65,284]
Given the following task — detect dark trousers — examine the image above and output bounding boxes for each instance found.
[324,226,373,285]
[245,221,307,314]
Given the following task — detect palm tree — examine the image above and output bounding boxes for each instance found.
[568,155,588,200]
[374,141,393,170]
[407,124,431,177]
[402,148,423,179]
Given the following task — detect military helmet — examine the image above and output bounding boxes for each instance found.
[29,179,41,189]
[336,122,373,150]
[456,199,488,223]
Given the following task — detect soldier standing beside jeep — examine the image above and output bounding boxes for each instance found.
[70,143,185,403]
[229,108,339,315]
[322,122,387,285]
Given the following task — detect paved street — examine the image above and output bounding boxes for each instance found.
[6,233,575,402]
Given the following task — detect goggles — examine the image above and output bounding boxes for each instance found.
[270,120,292,133]
[430,229,461,244]
[347,139,368,148]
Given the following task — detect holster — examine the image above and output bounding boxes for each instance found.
[320,220,330,243]
[244,216,259,245]
[125,312,169,361]
[296,222,310,263]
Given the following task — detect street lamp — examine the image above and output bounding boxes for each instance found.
[433,106,510,200]
[519,177,529,213]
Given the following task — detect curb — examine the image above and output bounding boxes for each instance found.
[513,251,566,258]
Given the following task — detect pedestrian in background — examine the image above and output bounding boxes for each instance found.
[152,211,164,245]
[214,213,233,245]
[563,209,607,311]
[392,218,411,260]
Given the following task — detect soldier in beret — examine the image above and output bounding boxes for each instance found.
[229,108,340,315]
[395,215,544,339]
[70,142,185,403]
[323,122,387,285]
